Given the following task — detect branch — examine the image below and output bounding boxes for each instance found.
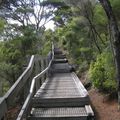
[83,3,106,45]
[40,17,54,28]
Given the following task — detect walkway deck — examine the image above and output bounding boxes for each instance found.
[28,48,94,120]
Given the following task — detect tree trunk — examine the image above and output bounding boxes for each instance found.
[99,0,120,108]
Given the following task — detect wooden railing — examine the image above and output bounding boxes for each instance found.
[0,55,35,120]
[17,44,54,120]
[0,43,54,120]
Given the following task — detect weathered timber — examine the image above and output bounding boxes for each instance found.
[0,56,35,120]
[16,43,54,120]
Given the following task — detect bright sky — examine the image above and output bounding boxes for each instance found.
[7,1,56,31]
[45,21,55,30]
[8,18,55,30]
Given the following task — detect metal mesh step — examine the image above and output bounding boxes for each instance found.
[54,55,66,59]
[32,72,89,107]
[53,59,68,63]
[54,51,62,55]
[54,48,62,55]
[28,107,89,120]
[35,73,88,97]
[52,63,70,69]
[32,98,89,108]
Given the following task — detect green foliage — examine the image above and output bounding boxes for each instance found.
[0,62,20,85]
[0,18,6,32]
[16,7,34,13]
[42,41,51,55]
[94,4,107,27]
[0,40,23,88]
[0,80,9,96]
[54,5,72,26]
[2,81,10,95]
[110,0,120,20]
[88,52,117,92]
[42,0,65,7]
[0,0,119,96]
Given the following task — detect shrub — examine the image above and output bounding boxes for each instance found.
[88,52,117,93]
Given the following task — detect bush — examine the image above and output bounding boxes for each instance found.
[88,52,117,93]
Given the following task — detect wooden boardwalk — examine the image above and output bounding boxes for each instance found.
[28,48,94,120]
[0,45,94,120]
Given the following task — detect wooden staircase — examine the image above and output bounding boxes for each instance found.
[27,47,94,120]
[0,44,94,120]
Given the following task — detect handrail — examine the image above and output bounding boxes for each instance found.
[30,59,53,93]
[4,55,35,100]
[0,55,36,120]
[17,43,54,120]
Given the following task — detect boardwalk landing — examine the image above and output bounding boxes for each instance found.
[28,48,94,120]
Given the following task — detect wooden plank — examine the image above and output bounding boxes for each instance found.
[71,72,89,97]
[35,60,40,91]
[40,57,45,84]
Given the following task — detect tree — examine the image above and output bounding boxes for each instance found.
[63,0,106,53]
[2,0,54,31]
[98,0,120,108]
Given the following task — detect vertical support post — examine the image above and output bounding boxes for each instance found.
[23,58,35,101]
[38,60,42,86]
[41,57,44,84]
[35,58,40,91]
[0,81,2,96]
[24,82,29,100]
[44,58,47,80]
[24,72,34,101]
[46,57,49,78]
[23,56,31,101]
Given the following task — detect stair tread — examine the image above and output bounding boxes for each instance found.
[53,59,68,62]
[34,73,88,99]
[32,72,89,107]
[30,107,88,117]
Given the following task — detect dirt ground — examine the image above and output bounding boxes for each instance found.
[89,88,120,120]
[7,105,21,120]
[79,71,120,120]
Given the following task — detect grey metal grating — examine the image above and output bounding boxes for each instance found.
[34,72,88,99]
[31,107,87,117]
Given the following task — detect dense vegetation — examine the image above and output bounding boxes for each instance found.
[50,0,120,94]
[0,0,120,103]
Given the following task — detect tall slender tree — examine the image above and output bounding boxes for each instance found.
[99,0,120,108]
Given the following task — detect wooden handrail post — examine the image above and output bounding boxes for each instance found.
[45,57,49,78]
[44,57,48,80]
[35,59,40,91]
[41,57,44,84]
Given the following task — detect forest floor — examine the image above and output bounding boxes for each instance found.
[79,71,120,120]
[7,104,21,120]
[89,88,120,120]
